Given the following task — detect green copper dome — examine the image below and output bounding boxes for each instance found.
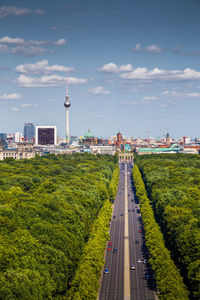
[84,129,94,139]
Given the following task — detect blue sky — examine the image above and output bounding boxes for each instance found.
[1,0,200,139]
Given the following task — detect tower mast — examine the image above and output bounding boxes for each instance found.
[64,74,71,142]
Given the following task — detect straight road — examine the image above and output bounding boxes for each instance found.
[99,163,155,300]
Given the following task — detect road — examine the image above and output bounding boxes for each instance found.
[98,162,155,300]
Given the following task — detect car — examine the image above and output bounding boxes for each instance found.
[128,209,131,212]
[135,240,139,244]
[128,194,130,196]
[113,248,117,253]
[137,258,142,263]
[123,187,125,190]
[130,264,136,270]
[120,213,124,216]
[113,215,116,219]
[132,209,135,212]
[107,247,112,251]
[104,268,109,274]
[138,229,142,233]
[108,242,112,246]
[143,259,148,264]
[145,274,151,280]
[131,199,134,201]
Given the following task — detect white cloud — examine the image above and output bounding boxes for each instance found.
[0,35,66,56]
[143,96,158,101]
[132,43,141,52]
[146,44,163,53]
[162,90,200,98]
[15,60,74,74]
[10,46,51,56]
[87,86,110,95]
[0,6,44,18]
[99,62,133,73]
[16,74,89,87]
[54,38,67,46]
[132,43,163,53]
[0,93,21,99]
[120,67,200,82]
[11,107,19,111]
[21,103,38,108]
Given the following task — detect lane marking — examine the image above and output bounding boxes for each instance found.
[124,163,131,300]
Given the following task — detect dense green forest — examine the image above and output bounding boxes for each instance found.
[135,154,200,300]
[0,153,118,299]
[132,164,189,300]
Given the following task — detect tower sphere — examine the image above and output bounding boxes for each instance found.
[64,101,71,108]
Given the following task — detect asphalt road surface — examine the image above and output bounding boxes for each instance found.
[98,162,155,300]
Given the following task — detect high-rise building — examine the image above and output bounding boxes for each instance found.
[64,75,71,142]
[35,126,57,146]
[0,133,7,148]
[24,123,35,143]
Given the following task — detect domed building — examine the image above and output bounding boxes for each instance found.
[81,129,101,146]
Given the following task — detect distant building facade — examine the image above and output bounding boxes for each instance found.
[35,126,57,146]
[0,144,35,160]
[24,123,35,143]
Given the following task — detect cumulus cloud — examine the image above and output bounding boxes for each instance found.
[0,6,44,18]
[0,35,66,56]
[0,93,21,99]
[15,60,74,74]
[87,86,110,95]
[120,67,200,82]
[16,74,89,87]
[99,62,133,73]
[54,38,67,46]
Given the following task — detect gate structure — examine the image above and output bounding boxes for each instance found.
[118,152,133,163]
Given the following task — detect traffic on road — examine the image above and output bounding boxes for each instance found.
[99,162,155,300]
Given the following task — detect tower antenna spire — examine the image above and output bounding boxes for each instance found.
[66,72,69,98]
[64,73,71,142]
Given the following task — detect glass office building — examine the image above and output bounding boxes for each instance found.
[24,123,34,143]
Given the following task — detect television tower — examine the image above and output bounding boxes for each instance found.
[64,75,71,142]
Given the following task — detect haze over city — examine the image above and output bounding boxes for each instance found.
[0,0,200,138]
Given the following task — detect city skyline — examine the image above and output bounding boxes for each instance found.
[1,0,200,138]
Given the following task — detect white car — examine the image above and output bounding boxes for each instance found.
[137,258,142,263]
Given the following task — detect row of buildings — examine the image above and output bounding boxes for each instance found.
[1,126,200,161]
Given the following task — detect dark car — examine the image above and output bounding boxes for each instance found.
[132,209,135,212]
[145,274,151,280]
[104,268,109,274]
[120,213,124,216]
[113,248,117,253]
[135,240,139,244]
[113,215,116,219]
[128,209,131,212]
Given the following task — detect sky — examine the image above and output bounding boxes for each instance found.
[1,0,200,139]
